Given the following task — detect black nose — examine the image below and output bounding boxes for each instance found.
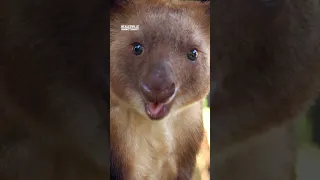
[140,81,175,103]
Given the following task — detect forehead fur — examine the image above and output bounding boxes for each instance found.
[111,0,210,50]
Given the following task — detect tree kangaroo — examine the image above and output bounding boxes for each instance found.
[110,0,210,179]
[211,0,320,179]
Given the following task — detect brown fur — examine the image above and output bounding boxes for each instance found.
[110,0,210,179]
[0,0,109,180]
[211,0,320,179]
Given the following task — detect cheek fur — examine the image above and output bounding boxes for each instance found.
[176,56,210,106]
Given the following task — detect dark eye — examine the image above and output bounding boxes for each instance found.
[187,49,198,62]
[131,42,144,55]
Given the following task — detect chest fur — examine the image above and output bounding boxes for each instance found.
[110,98,205,180]
[110,105,179,180]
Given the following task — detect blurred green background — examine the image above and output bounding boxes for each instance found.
[197,96,320,180]
[296,98,320,180]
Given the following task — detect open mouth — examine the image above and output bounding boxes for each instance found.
[145,102,172,120]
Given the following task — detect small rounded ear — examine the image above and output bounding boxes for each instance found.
[199,1,210,33]
[203,1,210,17]
[200,0,210,18]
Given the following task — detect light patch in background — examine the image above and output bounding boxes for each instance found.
[192,98,210,180]
[203,106,210,147]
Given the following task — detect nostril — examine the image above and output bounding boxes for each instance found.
[167,83,175,95]
[157,82,175,103]
[167,82,176,96]
[169,83,175,91]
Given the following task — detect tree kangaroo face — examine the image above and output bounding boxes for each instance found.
[111,1,210,120]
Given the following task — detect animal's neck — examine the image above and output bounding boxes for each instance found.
[110,92,178,179]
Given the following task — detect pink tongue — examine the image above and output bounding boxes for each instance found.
[148,103,164,115]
